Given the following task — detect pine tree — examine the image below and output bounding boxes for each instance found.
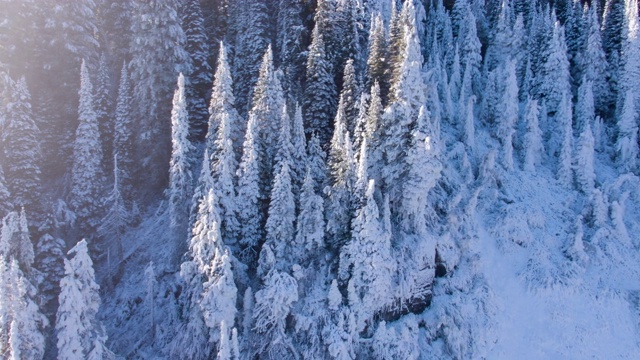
[276,0,307,99]
[616,89,638,171]
[201,248,237,343]
[307,134,328,193]
[602,0,625,108]
[620,0,640,108]
[95,54,114,174]
[293,169,325,266]
[210,49,240,245]
[538,20,572,116]
[341,59,360,136]
[236,111,264,253]
[189,179,221,274]
[303,25,338,147]
[252,270,298,341]
[34,232,65,317]
[70,60,103,234]
[180,0,212,141]
[459,10,482,96]
[129,0,189,191]
[582,3,610,117]
[325,100,356,250]
[3,77,41,213]
[265,160,296,268]
[366,14,389,103]
[113,62,135,205]
[342,180,394,331]
[207,43,242,156]
[576,123,596,193]
[497,59,519,171]
[557,93,574,186]
[217,320,232,360]
[168,73,194,230]
[463,95,476,154]
[523,98,544,172]
[576,78,596,134]
[6,258,47,360]
[56,240,110,359]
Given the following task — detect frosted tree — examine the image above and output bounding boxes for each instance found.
[144,261,156,339]
[189,185,222,273]
[6,258,47,360]
[276,0,306,98]
[129,0,189,190]
[56,240,110,359]
[98,155,130,268]
[463,95,476,154]
[34,232,65,316]
[0,256,9,356]
[291,104,308,195]
[3,77,41,213]
[303,25,338,146]
[341,59,360,135]
[602,0,626,106]
[207,42,242,156]
[621,0,640,108]
[557,93,574,186]
[70,60,103,233]
[523,98,544,172]
[537,20,571,116]
[293,169,325,266]
[253,270,298,353]
[342,180,394,331]
[497,60,518,171]
[459,10,482,95]
[307,134,328,193]
[217,320,232,360]
[236,113,264,252]
[0,211,33,270]
[575,123,596,194]
[0,165,11,218]
[366,14,389,103]
[211,60,240,245]
[265,159,296,267]
[168,73,194,230]
[582,3,610,116]
[179,0,212,141]
[400,107,442,235]
[257,244,276,281]
[576,78,596,134]
[616,90,638,171]
[201,248,237,343]
[113,62,135,205]
[326,101,356,250]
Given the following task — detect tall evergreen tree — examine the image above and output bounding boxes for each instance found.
[602,0,626,110]
[620,0,640,108]
[575,123,596,193]
[95,54,114,174]
[582,3,610,117]
[3,77,41,214]
[557,93,574,186]
[497,60,519,171]
[616,89,638,171]
[523,98,543,172]
[290,104,308,196]
[303,25,338,147]
[307,134,328,193]
[179,0,212,141]
[56,240,111,359]
[265,157,296,268]
[70,61,103,234]
[293,168,325,266]
[129,0,189,191]
[341,59,360,137]
[168,73,194,230]
[276,0,308,99]
[201,247,238,344]
[538,20,572,117]
[576,78,596,134]
[366,14,389,103]
[98,155,130,268]
[207,43,242,156]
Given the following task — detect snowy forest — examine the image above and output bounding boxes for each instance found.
[1,0,640,358]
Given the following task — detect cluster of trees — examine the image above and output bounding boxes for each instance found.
[0,0,639,358]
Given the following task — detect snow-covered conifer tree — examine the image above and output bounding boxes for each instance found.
[366,14,389,103]
[0,165,11,218]
[523,98,544,172]
[307,134,328,193]
[98,155,130,267]
[557,93,574,186]
[582,3,610,116]
[253,270,298,349]
[56,239,110,359]
[463,95,476,154]
[342,180,394,331]
[3,77,41,213]
[207,42,242,156]
[265,159,296,268]
[616,90,638,171]
[575,123,596,193]
[621,0,640,108]
[293,169,325,266]
[303,24,338,147]
[291,104,308,195]
[537,20,571,116]
[236,113,263,254]
[6,258,47,360]
[576,78,596,134]
[70,60,103,233]
[34,232,65,315]
[201,248,237,343]
[497,60,519,171]
[168,73,194,230]
[211,58,240,245]
[341,59,360,135]
[95,54,114,174]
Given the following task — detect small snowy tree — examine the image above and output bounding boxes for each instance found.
[616,90,638,171]
[70,60,103,233]
[201,248,237,343]
[575,123,596,194]
[557,93,574,186]
[265,160,296,267]
[523,98,544,172]
[291,104,308,195]
[168,73,194,230]
[98,155,130,268]
[144,261,156,339]
[293,169,325,266]
[1,211,34,272]
[497,59,518,171]
[253,270,298,339]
